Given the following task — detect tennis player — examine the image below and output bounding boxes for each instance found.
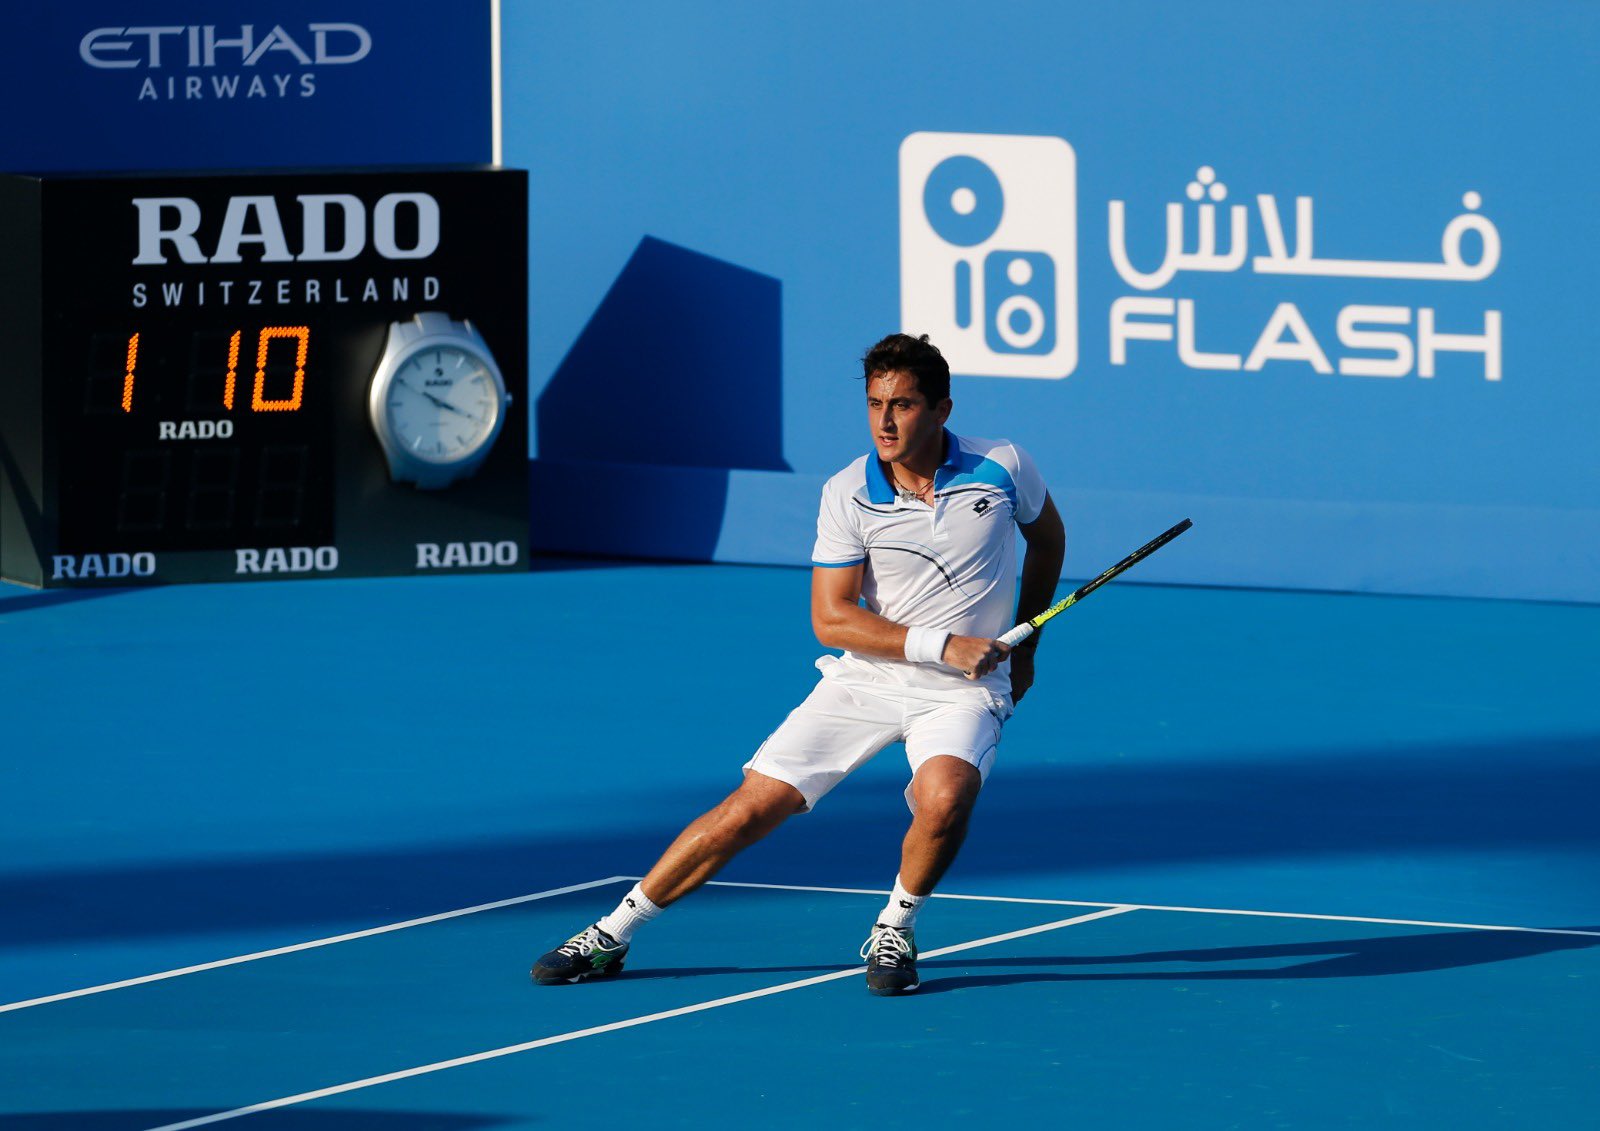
[533,332,1065,995]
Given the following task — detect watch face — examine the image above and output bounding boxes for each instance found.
[383,345,502,463]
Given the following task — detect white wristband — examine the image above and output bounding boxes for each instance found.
[903,626,951,666]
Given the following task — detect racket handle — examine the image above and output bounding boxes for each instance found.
[997,622,1035,649]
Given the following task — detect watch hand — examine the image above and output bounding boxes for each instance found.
[396,378,483,422]
[429,393,489,424]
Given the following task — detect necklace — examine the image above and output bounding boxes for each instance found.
[890,466,936,504]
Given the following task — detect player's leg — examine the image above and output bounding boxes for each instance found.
[862,698,1002,996]
[529,773,802,986]
[636,770,806,906]
[530,773,803,985]
[900,754,984,894]
[532,675,899,984]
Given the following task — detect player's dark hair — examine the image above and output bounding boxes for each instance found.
[861,333,951,406]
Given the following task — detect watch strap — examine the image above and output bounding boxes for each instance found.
[390,312,483,350]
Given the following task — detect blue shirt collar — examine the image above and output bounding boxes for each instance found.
[865,429,958,504]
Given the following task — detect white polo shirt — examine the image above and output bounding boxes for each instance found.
[811,430,1049,696]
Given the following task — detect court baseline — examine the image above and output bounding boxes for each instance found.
[140,905,1139,1130]
[8,872,1597,1018]
[0,875,633,1015]
[8,872,1595,1127]
[700,879,1600,938]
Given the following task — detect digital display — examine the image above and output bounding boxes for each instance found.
[0,167,529,587]
[61,324,333,553]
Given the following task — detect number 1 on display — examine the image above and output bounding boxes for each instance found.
[119,326,311,414]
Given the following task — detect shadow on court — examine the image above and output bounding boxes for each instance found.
[619,963,848,981]
[559,928,1600,987]
[4,734,1597,951]
[0,1112,514,1129]
[0,585,139,614]
[912,927,1600,994]
[528,553,697,573]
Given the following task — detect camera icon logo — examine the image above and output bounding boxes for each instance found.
[900,132,1077,379]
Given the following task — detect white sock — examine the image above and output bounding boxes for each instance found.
[876,875,927,930]
[595,883,663,943]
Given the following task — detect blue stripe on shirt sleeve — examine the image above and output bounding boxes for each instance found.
[812,558,865,567]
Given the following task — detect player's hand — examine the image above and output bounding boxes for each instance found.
[1009,645,1036,703]
[944,635,1009,680]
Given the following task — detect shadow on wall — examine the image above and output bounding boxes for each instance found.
[531,237,789,561]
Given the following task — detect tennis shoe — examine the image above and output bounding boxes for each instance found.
[861,922,919,996]
[531,924,629,985]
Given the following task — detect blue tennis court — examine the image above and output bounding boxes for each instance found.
[3,562,1597,1129]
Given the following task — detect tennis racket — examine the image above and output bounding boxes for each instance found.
[998,518,1193,648]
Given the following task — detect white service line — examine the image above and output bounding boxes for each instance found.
[140,904,1135,1131]
[698,879,1600,938]
[0,876,632,1015]
[11,871,1593,1020]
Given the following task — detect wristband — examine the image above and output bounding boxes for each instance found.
[904,625,951,666]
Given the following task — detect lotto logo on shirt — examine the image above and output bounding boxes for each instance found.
[899,131,1078,380]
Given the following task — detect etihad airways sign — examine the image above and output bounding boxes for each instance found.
[80,23,372,102]
[80,24,371,68]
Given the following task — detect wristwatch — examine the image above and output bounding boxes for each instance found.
[367,312,512,489]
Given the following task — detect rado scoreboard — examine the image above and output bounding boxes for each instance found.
[0,167,528,587]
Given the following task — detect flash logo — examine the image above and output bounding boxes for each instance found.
[900,131,1079,379]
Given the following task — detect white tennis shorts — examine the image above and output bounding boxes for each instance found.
[743,657,1014,812]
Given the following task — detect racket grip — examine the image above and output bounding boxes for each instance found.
[997,622,1035,649]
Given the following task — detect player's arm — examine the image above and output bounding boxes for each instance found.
[1009,492,1066,702]
[810,564,1006,678]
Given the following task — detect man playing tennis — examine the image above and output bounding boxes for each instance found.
[533,332,1065,995]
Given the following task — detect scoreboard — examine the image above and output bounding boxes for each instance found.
[0,167,528,587]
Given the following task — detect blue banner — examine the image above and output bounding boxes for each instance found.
[6,3,491,172]
[506,1,1599,602]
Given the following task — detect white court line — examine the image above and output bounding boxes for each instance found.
[141,905,1136,1131]
[10,870,1594,1017]
[9,872,1594,1020]
[699,879,1600,938]
[0,876,632,1015]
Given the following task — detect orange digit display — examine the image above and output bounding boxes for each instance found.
[223,330,241,410]
[251,326,310,412]
[121,332,139,413]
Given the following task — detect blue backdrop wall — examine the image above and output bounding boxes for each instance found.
[504,2,1599,603]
